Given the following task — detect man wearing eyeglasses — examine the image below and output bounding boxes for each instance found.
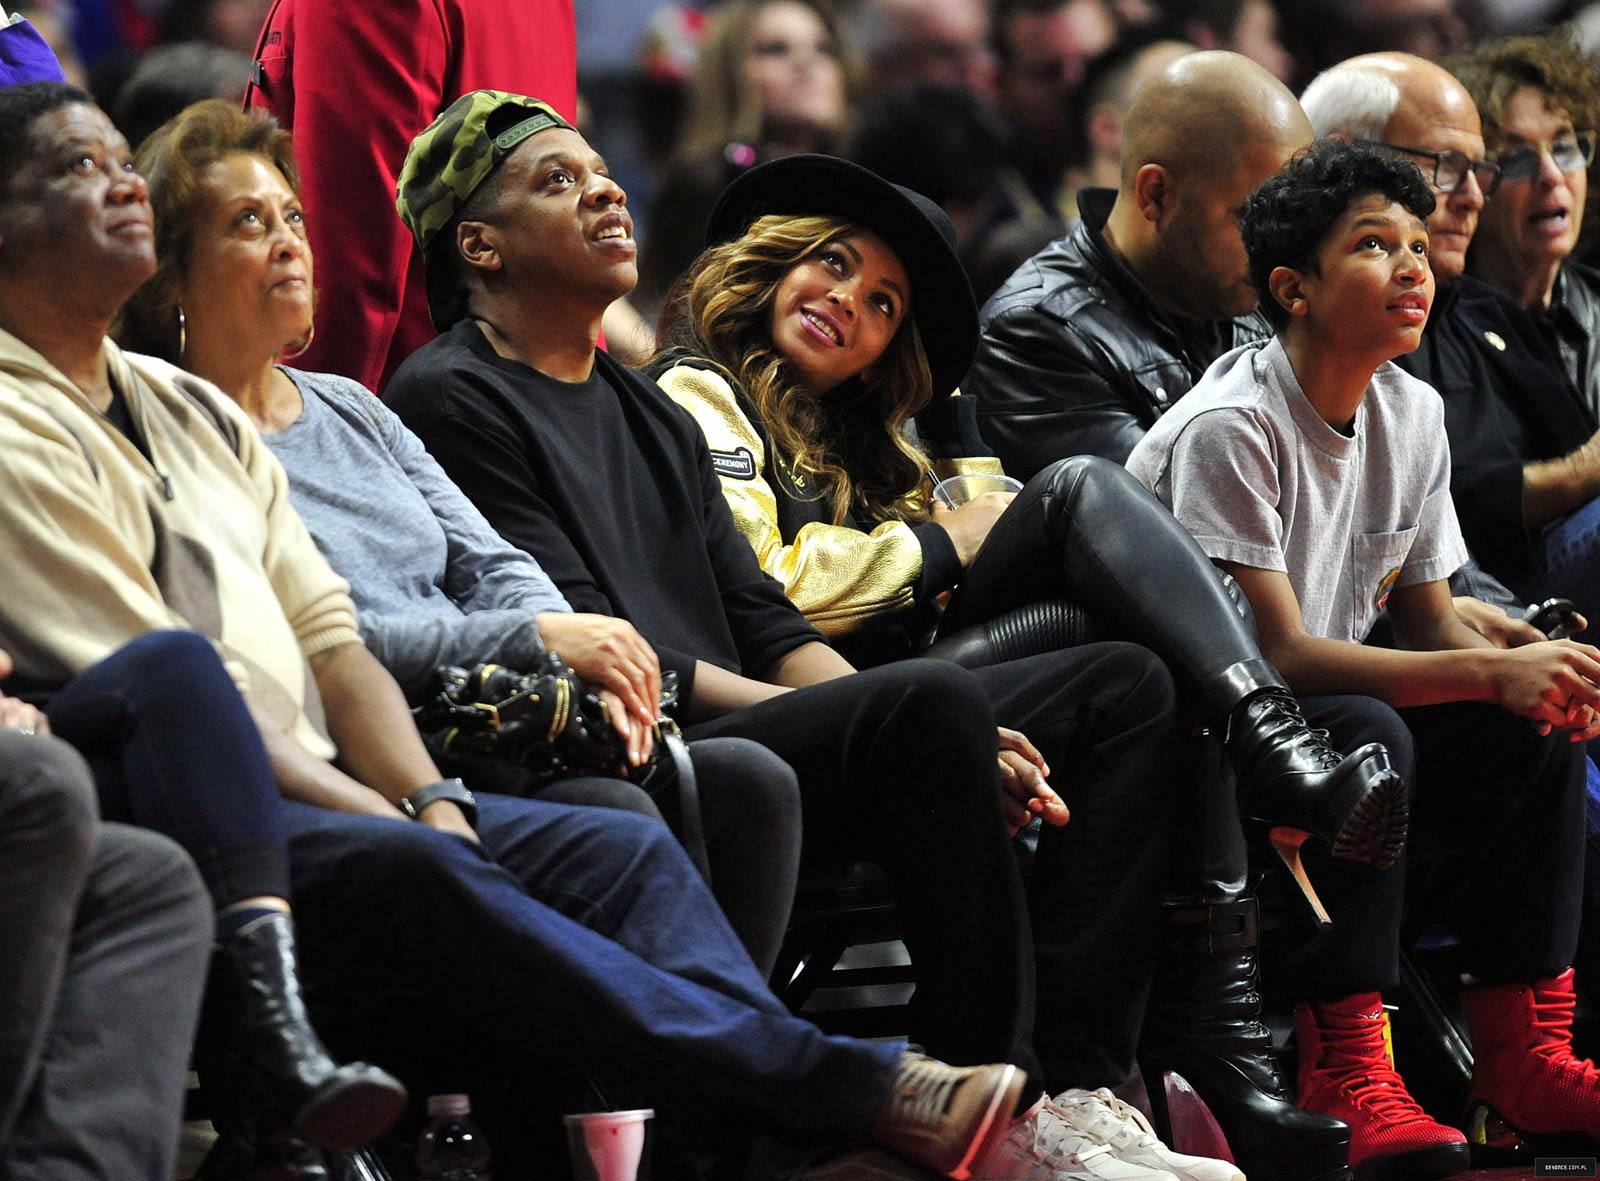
[1450,31,1600,421]
[1303,51,1600,634]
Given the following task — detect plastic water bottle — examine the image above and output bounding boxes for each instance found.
[415,1094,492,1180]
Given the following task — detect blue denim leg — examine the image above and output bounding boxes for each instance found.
[1538,496,1600,625]
[45,631,288,906]
[280,795,899,1133]
[1584,759,1600,920]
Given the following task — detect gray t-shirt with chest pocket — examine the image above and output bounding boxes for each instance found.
[1127,336,1468,644]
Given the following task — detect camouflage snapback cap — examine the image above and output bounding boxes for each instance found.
[396,90,573,327]
[397,90,573,250]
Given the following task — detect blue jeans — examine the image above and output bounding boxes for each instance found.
[1584,758,1600,922]
[1533,495,1600,627]
[46,631,289,907]
[278,792,899,1133]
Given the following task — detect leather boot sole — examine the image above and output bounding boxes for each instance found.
[1352,1142,1470,1181]
[1141,1055,1352,1181]
[292,1065,408,1151]
[1325,747,1407,870]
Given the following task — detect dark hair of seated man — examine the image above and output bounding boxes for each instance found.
[1241,138,1436,330]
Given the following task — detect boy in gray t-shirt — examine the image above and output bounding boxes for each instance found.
[1130,141,1600,1176]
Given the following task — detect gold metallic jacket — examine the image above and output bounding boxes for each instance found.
[657,362,1001,637]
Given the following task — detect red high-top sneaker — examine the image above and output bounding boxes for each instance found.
[1294,994,1469,1181]
[1462,969,1600,1164]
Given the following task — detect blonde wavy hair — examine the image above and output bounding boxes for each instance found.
[657,213,936,526]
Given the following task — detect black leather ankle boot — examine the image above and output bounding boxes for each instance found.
[1140,899,1354,1181]
[1214,660,1408,870]
[212,912,408,1151]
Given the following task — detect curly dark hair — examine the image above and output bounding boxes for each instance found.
[1242,139,1436,328]
[1445,27,1600,156]
[1445,27,1599,245]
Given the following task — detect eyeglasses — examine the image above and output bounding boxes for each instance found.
[1357,139,1504,198]
[1492,131,1597,183]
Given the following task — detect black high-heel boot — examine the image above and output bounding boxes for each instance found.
[1215,660,1409,878]
[1140,899,1354,1181]
[211,912,408,1151]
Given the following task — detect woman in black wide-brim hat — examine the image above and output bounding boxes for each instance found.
[648,152,1402,1181]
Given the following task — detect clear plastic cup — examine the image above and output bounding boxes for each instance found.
[563,1109,655,1181]
[931,472,1024,509]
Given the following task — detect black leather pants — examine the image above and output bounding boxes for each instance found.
[939,455,1274,718]
[934,455,1280,901]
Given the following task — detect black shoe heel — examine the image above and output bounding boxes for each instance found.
[1464,1098,1598,1167]
[211,913,408,1152]
[1143,899,1355,1181]
[1225,675,1410,870]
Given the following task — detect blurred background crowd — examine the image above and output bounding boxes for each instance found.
[25,0,1600,323]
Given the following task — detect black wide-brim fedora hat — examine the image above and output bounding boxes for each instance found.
[705,153,978,401]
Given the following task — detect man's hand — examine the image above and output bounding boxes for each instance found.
[0,648,47,735]
[1488,639,1600,735]
[996,726,1068,837]
[415,799,480,844]
[537,613,662,732]
[1453,596,1548,649]
[932,492,1015,566]
[0,696,48,735]
[1560,701,1600,742]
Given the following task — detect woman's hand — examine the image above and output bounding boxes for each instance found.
[996,726,1068,837]
[598,688,654,769]
[1560,700,1600,742]
[932,492,1015,566]
[537,613,662,732]
[0,697,49,735]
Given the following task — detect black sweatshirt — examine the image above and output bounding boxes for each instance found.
[386,320,822,708]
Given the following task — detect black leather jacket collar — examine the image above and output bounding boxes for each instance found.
[966,187,1269,476]
[1546,262,1600,423]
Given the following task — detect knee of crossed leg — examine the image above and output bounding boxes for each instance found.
[692,738,800,821]
[0,734,99,873]
[118,630,237,709]
[891,658,995,735]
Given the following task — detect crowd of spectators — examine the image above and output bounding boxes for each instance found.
[12,0,1600,316]
[8,1,1600,1180]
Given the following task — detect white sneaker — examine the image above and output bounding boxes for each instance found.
[971,1095,1181,1180]
[1047,1089,1245,1181]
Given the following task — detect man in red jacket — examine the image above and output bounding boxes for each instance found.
[244,0,576,392]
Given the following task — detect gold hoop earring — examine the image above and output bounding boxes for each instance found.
[283,322,315,361]
[176,305,187,362]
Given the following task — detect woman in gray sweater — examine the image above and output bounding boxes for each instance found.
[116,99,800,974]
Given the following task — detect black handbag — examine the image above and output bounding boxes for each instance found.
[412,654,710,882]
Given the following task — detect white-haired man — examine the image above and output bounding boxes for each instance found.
[1303,52,1600,632]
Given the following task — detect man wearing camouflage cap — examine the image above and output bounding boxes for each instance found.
[384,89,1267,1181]
[386,87,1055,1117]
[394,92,578,334]
[243,0,578,393]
